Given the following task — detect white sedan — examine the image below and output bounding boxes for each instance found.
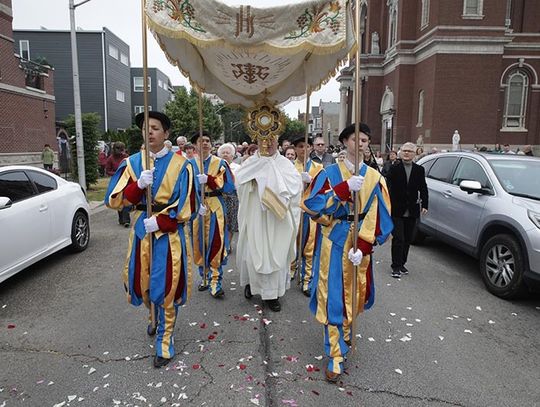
[0,166,90,283]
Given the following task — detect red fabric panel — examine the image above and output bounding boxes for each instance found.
[134,241,142,298]
[175,249,185,301]
[156,214,177,233]
[356,238,373,255]
[209,220,222,261]
[124,180,144,204]
[165,245,172,297]
[334,181,351,202]
[206,174,218,190]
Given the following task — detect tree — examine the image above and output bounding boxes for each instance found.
[219,104,250,144]
[281,116,306,142]
[64,112,101,187]
[164,87,223,141]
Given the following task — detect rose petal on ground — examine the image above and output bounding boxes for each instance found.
[238,364,247,370]
[250,398,260,405]
[368,337,375,342]
[312,390,320,396]
[192,364,200,369]
[7,324,15,329]
[464,329,472,334]
[488,320,495,324]
[88,368,96,375]
[395,369,403,375]
[439,336,444,341]
[67,395,76,402]
[314,355,323,360]
[476,306,482,311]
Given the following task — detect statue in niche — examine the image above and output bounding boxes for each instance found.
[371,32,380,54]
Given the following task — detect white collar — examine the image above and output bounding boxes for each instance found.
[344,158,364,173]
[149,146,169,159]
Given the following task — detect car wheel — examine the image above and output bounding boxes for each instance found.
[70,211,90,252]
[479,234,527,299]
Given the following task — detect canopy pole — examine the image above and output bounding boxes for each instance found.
[351,0,362,355]
[141,0,156,333]
[198,91,208,287]
[295,89,311,286]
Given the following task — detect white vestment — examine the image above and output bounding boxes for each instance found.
[236,152,302,300]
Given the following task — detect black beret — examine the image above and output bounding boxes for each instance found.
[190,130,212,144]
[290,135,313,146]
[135,111,171,131]
[338,123,371,143]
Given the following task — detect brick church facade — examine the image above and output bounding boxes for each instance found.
[337,0,540,153]
[0,0,56,166]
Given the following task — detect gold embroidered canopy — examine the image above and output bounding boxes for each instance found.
[146,0,355,107]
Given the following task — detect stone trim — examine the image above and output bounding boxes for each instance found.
[0,83,55,101]
[0,3,12,17]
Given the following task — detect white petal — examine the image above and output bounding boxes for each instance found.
[395,369,403,375]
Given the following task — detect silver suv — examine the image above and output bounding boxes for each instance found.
[415,152,540,299]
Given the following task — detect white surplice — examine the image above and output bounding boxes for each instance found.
[236,151,303,300]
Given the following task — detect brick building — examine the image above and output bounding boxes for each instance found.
[337,0,540,154]
[0,0,56,166]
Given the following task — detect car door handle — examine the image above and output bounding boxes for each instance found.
[442,190,453,198]
[39,205,48,212]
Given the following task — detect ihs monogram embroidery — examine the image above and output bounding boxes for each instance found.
[231,63,270,84]
[215,6,276,38]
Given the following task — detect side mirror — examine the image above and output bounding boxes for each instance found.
[0,196,13,210]
[459,180,483,194]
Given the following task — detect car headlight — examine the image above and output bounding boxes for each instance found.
[528,210,540,229]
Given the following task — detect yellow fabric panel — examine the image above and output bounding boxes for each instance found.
[177,163,195,223]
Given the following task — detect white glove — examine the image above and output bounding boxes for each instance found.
[347,175,365,192]
[137,169,154,189]
[198,204,207,216]
[301,172,312,184]
[348,248,363,266]
[143,216,159,234]
[197,174,208,185]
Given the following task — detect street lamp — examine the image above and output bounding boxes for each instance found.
[69,0,92,191]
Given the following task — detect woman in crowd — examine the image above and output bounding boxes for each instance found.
[217,143,240,252]
[105,142,130,227]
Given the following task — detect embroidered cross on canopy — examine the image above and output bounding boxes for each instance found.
[146,0,355,107]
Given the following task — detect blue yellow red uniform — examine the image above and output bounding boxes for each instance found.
[293,158,324,292]
[105,149,197,360]
[303,161,393,375]
[192,154,235,295]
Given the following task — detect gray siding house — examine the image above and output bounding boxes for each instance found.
[13,27,131,132]
[131,67,173,118]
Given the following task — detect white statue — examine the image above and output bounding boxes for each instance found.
[371,32,380,54]
[452,130,460,151]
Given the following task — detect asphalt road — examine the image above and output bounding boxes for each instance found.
[1,208,539,407]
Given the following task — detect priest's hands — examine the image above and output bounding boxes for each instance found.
[197,174,208,185]
[137,169,154,189]
[198,204,207,217]
[143,216,159,234]
[301,172,312,184]
[348,248,363,266]
[347,175,365,192]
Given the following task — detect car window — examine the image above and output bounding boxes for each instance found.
[427,156,459,183]
[420,158,436,174]
[27,170,57,194]
[451,158,490,189]
[490,159,540,200]
[0,171,36,202]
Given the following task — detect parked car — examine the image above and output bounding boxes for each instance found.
[415,152,540,299]
[0,166,90,283]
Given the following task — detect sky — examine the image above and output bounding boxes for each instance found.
[11,0,343,118]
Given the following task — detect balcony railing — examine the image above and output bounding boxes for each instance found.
[18,58,50,91]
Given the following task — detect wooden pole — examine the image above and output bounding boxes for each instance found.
[198,92,208,287]
[350,0,362,355]
[295,89,311,285]
[141,0,156,333]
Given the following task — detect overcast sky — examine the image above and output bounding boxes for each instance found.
[12,0,343,118]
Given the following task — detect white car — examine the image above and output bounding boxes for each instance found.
[0,166,90,283]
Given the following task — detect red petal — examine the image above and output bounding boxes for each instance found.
[199,323,207,329]
[238,364,247,370]
[192,364,201,369]
[208,335,215,340]
[7,324,15,329]
[312,390,319,395]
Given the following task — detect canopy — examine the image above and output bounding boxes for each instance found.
[146,0,355,107]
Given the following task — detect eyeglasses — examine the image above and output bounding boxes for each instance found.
[315,143,325,146]
[401,150,415,153]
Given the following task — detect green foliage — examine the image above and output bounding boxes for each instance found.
[102,130,130,146]
[219,104,250,144]
[64,112,101,187]
[124,127,143,155]
[164,87,223,141]
[281,116,306,141]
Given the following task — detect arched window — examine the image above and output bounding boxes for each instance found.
[503,70,529,129]
[421,0,429,29]
[463,0,483,17]
[417,90,425,127]
[387,0,398,48]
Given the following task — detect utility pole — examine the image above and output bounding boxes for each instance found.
[69,0,92,191]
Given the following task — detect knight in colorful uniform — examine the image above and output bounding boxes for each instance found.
[290,135,324,296]
[303,123,393,382]
[191,131,235,298]
[104,111,198,368]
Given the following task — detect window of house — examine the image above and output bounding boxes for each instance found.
[417,90,425,127]
[421,0,429,29]
[503,70,528,129]
[134,106,152,114]
[109,44,119,59]
[463,0,483,17]
[19,40,30,60]
[158,79,164,89]
[388,0,398,48]
[133,77,152,92]
[120,53,129,66]
[116,90,125,102]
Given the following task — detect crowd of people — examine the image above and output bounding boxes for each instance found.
[103,110,539,381]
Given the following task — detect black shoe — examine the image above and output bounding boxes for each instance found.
[244,284,253,299]
[265,298,281,312]
[198,283,208,292]
[123,222,130,228]
[211,288,224,298]
[302,288,311,297]
[153,355,171,368]
[391,269,401,279]
[400,266,409,275]
[147,323,157,336]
